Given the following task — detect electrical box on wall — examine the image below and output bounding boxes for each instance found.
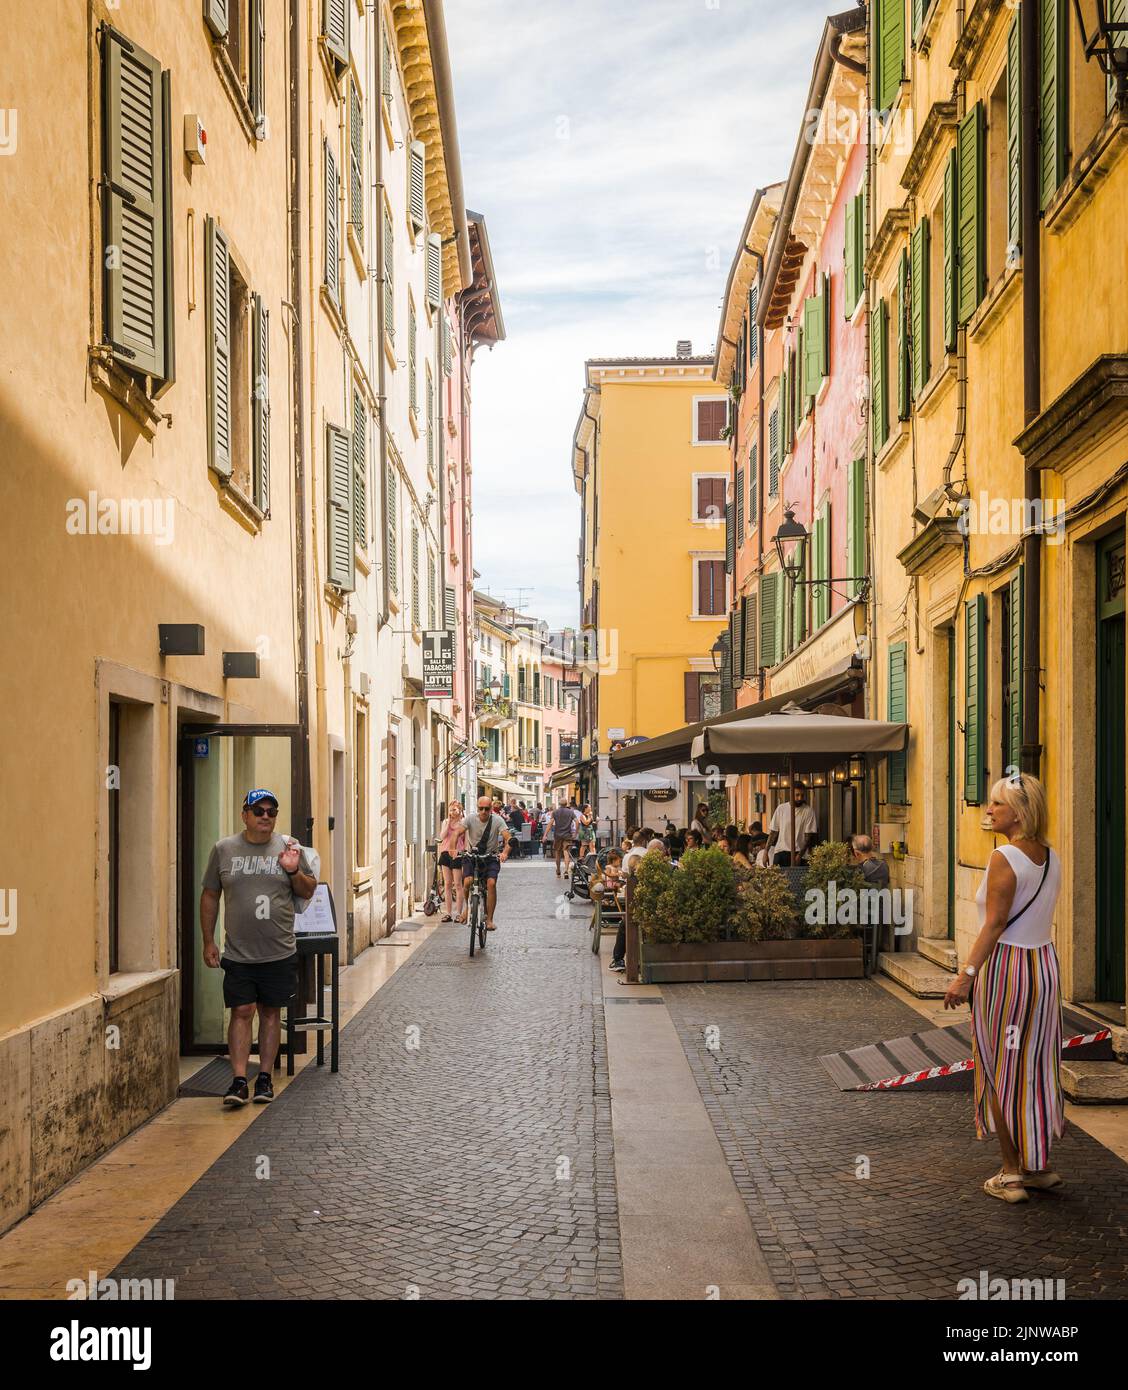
[184,114,207,164]
[873,822,907,856]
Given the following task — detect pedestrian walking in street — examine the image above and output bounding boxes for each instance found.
[577,803,596,859]
[943,775,1064,1203]
[551,800,581,877]
[199,789,319,1107]
[437,802,467,922]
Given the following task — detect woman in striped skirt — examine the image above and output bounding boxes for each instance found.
[943,774,1064,1203]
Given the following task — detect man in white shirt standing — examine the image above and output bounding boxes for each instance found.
[766,785,817,866]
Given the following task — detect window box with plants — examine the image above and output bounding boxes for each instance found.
[631,845,864,983]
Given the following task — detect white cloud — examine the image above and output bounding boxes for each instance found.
[446,0,839,630]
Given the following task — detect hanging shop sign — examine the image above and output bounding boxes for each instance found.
[423,630,454,698]
[644,787,678,803]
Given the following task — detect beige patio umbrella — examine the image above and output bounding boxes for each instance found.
[691,704,908,864]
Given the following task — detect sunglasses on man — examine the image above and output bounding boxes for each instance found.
[248,804,279,818]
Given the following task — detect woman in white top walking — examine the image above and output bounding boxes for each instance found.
[943,774,1064,1203]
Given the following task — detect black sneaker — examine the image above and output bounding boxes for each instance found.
[253,1072,274,1104]
[609,960,626,972]
[223,1076,249,1107]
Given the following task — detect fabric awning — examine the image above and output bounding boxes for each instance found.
[608,658,862,776]
[546,758,592,790]
[604,772,675,793]
[691,706,908,774]
[480,776,530,798]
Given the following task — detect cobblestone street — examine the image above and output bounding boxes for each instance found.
[664,980,1128,1300]
[113,860,621,1300]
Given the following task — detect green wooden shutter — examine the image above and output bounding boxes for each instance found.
[249,0,265,130]
[803,292,823,405]
[205,216,232,478]
[730,609,743,681]
[327,424,355,592]
[957,103,986,323]
[735,467,745,540]
[844,196,857,313]
[911,217,930,397]
[1007,16,1022,251]
[887,642,908,803]
[779,363,789,455]
[743,592,757,674]
[749,443,758,526]
[353,389,367,548]
[323,0,349,69]
[324,139,339,302]
[408,300,417,412]
[871,298,889,452]
[102,29,167,380]
[411,524,420,624]
[385,462,398,593]
[768,407,780,495]
[760,573,778,667]
[877,0,905,111]
[1040,0,1067,209]
[748,283,759,365]
[203,0,228,39]
[911,0,925,36]
[1108,0,1128,111]
[720,632,735,712]
[725,501,735,575]
[793,548,807,647]
[813,500,832,628]
[383,206,394,336]
[964,594,987,803]
[897,249,911,419]
[847,459,865,600]
[1007,567,1024,770]
[943,147,958,351]
[426,232,442,309]
[349,82,363,236]
[776,566,788,656]
[252,293,270,512]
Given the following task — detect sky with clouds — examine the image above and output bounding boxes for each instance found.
[445,0,842,631]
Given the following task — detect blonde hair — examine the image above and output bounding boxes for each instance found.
[989,774,1048,842]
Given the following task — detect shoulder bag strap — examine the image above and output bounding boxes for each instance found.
[1003,849,1051,928]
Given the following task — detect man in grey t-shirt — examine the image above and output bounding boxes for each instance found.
[455,796,511,930]
[551,801,581,877]
[200,788,318,1107]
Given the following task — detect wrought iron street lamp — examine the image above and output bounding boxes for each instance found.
[1071,1,1128,99]
[488,677,502,699]
[710,633,727,673]
[774,508,808,582]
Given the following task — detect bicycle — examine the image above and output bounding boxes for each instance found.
[462,850,496,957]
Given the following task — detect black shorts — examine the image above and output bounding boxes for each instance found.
[221,953,298,1008]
[438,850,463,870]
[462,856,500,883]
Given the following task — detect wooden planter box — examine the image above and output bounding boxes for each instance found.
[640,936,863,984]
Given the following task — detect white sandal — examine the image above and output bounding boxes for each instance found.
[983,1170,1029,1203]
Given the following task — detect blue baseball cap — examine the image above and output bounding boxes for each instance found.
[243,788,279,808]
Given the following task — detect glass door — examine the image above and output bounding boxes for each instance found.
[179,724,305,1052]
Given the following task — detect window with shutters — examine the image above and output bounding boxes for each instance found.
[942,149,958,352]
[846,461,866,600]
[352,387,368,550]
[382,204,395,341]
[768,405,781,497]
[321,0,350,76]
[426,367,435,477]
[735,468,745,542]
[986,69,1010,288]
[871,299,889,453]
[725,502,735,575]
[844,188,865,317]
[411,523,421,629]
[896,250,911,420]
[252,293,270,515]
[408,141,426,236]
[100,28,174,391]
[801,276,830,406]
[693,397,728,444]
[759,572,779,668]
[444,584,457,630]
[886,643,908,803]
[928,199,945,374]
[874,0,906,113]
[964,594,988,803]
[742,591,757,675]
[426,233,442,311]
[326,423,355,592]
[999,573,1025,775]
[748,282,760,367]
[428,551,437,631]
[204,2,265,138]
[748,444,759,532]
[1068,0,1111,175]
[348,80,364,245]
[324,138,340,305]
[910,217,930,398]
[385,462,399,595]
[956,103,986,324]
[694,475,727,524]
[408,297,418,414]
[205,217,254,501]
[695,558,727,617]
[812,500,832,629]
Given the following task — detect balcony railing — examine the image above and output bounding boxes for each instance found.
[518,747,542,768]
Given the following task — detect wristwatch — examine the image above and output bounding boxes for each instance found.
[963,965,976,978]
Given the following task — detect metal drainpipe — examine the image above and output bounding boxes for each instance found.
[288,0,311,834]
[375,5,390,627]
[1020,0,1043,774]
[752,251,765,701]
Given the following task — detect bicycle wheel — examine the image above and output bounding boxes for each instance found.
[478,914,488,951]
[468,890,479,957]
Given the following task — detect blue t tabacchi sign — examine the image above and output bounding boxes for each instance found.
[193,737,210,759]
[423,630,454,698]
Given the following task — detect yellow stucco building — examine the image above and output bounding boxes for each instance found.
[868,0,1127,1033]
[572,350,731,833]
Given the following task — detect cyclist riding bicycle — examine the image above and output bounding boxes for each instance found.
[455,796,511,931]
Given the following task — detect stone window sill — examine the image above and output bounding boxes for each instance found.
[875,418,910,472]
[321,285,345,337]
[89,351,166,439]
[347,223,366,280]
[914,352,958,418]
[1044,105,1128,236]
[211,41,259,143]
[214,474,265,531]
[967,259,1022,345]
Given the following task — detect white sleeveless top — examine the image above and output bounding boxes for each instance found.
[975,843,1060,948]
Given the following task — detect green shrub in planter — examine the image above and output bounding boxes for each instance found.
[801,841,866,939]
[732,865,800,941]
[633,847,737,944]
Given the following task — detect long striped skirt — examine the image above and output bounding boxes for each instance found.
[969,941,1065,1172]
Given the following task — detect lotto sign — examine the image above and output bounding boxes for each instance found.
[423,630,454,698]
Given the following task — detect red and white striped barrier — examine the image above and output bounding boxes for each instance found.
[855,1029,1112,1093]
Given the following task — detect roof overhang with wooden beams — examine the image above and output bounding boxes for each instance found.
[757,8,867,332]
[712,184,784,383]
[463,211,505,346]
[396,0,472,294]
